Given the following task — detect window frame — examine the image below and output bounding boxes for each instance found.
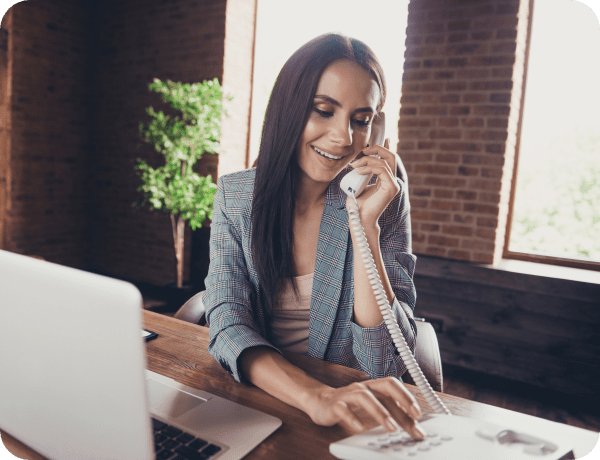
[503,0,600,273]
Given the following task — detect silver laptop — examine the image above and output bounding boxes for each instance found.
[0,250,281,460]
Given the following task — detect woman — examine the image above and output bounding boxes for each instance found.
[204,33,424,438]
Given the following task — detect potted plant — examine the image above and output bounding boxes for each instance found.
[135,78,226,306]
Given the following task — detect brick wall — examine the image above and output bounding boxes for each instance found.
[2,0,257,288]
[87,0,229,286]
[400,0,531,264]
[2,0,93,268]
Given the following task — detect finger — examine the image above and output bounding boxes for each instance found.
[366,378,421,419]
[333,400,365,434]
[351,156,393,174]
[346,389,399,432]
[363,146,397,176]
[351,164,396,188]
[375,393,426,439]
[384,138,390,150]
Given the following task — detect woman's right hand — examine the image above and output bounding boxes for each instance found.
[305,376,425,439]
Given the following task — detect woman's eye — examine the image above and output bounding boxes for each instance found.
[353,118,371,127]
[314,108,333,117]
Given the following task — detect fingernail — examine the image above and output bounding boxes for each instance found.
[413,423,426,439]
[354,420,364,431]
[409,404,421,419]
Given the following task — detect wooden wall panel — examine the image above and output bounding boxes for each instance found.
[413,255,600,398]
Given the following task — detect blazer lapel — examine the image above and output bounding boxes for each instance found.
[308,182,349,360]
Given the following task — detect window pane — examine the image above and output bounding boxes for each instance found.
[249,0,409,166]
[509,0,600,262]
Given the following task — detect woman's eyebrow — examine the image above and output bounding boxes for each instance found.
[314,95,374,114]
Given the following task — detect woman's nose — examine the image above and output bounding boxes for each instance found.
[329,118,353,146]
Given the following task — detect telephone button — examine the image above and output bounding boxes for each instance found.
[475,430,496,441]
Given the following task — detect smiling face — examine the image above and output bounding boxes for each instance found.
[295,59,381,186]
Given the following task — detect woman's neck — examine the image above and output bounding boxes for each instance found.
[294,171,329,212]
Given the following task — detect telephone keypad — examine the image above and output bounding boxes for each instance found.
[330,413,570,460]
[362,429,455,458]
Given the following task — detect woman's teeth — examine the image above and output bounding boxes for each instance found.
[313,146,342,160]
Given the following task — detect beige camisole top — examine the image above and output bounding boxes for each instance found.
[269,273,313,356]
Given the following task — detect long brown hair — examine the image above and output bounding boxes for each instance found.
[252,33,387,313]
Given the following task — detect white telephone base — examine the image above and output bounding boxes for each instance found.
[330,413,573,460]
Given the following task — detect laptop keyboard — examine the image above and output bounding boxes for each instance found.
[152,417,223,460]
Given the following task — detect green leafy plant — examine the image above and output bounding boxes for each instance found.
[135,78,226,288]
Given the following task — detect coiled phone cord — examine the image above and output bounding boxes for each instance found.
[348,195,451,416]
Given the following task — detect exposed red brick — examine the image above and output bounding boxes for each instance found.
[457,166,480,176]
[435,153,460,163]
[462,154,483,164]
[439,117,460,127]
[485,143,506,154]
[440,142,480,152]
[415,164,457,175]
[442,225,473,237]
[2,0,244,288]
[456,190,477,200]
[429,129,462,139]
[461,239,495,251]
[431,200,461,211]
[448,249,471,259]
[454,214,474,224]
[477,216,500,228]
[428,235,460,247]
[487,118,509,128]
[476,228,496,240]
[472,252,494,263]
[433,189,454,199]
[464,203,499,215]
[425,246,447,257]
[412,188,433,197]
[421,223,441,232]
[424,177,468,188]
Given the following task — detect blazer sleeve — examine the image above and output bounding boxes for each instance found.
[204,176,281,384]
[350,179,417,379]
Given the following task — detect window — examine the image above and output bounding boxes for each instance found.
[248,0,410,167]
[506,0,600,270]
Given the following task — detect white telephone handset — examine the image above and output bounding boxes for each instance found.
[332,115,571,459]
[340,112,386,197]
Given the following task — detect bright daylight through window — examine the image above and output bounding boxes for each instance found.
[249,0,409,167]
[508,0,600,266]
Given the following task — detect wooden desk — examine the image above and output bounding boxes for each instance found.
[3,310,598,459]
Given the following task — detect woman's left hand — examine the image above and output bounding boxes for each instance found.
[346,138,401,227]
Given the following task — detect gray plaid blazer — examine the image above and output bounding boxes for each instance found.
[204,168,417,384]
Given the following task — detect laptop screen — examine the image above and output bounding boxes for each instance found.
[0,250,154,460]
